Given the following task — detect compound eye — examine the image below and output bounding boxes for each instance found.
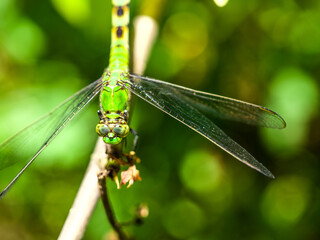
[96,124,110,136]
[113,126,125,136]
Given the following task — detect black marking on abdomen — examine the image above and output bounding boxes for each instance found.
[117,6,124,16]
[116,27,123,38]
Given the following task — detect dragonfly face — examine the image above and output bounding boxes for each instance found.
[96,113,129,145]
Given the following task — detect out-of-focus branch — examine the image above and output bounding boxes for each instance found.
[58,138,105,240]
[133,15,158,75]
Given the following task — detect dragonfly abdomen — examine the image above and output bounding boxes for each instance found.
[109,1,130,72]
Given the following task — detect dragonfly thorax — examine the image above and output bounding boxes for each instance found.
[96,112,129,145]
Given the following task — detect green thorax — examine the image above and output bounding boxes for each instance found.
[100,72,130,113]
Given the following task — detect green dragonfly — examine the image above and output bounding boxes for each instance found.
[0,0,286,197]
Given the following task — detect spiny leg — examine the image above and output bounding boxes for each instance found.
[130,128,139,152]
[97,110,104,121]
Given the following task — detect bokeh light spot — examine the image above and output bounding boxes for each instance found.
[213,0,229,8]
[163,199,205,239]
[180,149,223,193]
[162,12,208,60]
[261,176,311,229]
[261,68,318,152]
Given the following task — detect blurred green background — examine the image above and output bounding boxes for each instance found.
[0,0,320,239]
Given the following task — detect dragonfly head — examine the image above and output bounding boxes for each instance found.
[96,115,129,145]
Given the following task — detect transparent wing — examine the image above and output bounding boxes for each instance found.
[129,74,286,129]
[0,78,102,197]
[127,74,278,178]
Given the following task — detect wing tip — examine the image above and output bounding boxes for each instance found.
[247,157,275,179]
[0,189,7,199]
[258,106,286,129]
[264,170,275,179]
[252,162,275,179]
[275,114,286,129]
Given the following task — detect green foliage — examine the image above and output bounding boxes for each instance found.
[0,0,319,239]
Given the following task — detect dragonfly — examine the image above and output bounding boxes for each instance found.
[0,0,286,197]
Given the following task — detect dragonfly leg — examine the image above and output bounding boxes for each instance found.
[130,128,139,152]
[123,110,129,122]
[97,110,104,120]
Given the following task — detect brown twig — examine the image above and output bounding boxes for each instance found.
[97,169,130,240]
